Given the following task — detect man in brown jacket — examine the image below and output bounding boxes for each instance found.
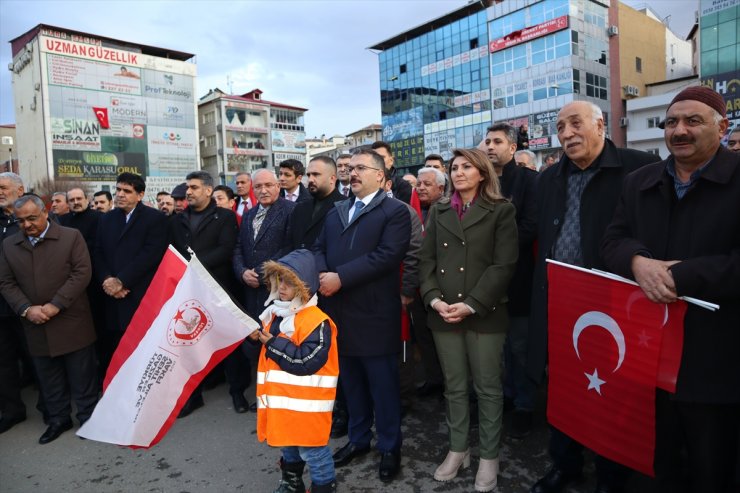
[0,195,97,444]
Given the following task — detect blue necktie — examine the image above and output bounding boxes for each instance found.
[351,201,365,222]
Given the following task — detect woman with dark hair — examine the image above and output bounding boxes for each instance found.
[419,148,518,492]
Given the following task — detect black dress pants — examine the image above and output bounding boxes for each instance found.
[32,344,98,425]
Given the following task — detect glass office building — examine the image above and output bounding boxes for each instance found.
[372,4,492,169]
[489,0,611,153]
[699,0,739,137]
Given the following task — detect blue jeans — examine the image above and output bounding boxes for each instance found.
[282,445,335,486]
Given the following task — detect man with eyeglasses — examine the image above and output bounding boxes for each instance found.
[314,149,411,483]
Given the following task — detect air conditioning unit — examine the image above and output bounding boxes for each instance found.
[619,117,629,128]
[199,136,205,142]
[624,85,640,97]
[607,25,619,37]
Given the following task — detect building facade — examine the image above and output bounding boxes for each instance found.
[698,0,739,139]
[9,25,198,197]
[197,88,306,187]
[373,0,697,166]
[0,124,18,173]
[371,3,492,169]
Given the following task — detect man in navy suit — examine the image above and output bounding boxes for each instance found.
[233,169,295,319]
[314,149,411,482]
[94,172,167,374]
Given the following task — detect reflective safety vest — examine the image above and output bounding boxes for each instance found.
[256,306,339,447]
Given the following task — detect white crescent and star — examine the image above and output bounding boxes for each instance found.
[572,311,627,395]
[573,311,626,372]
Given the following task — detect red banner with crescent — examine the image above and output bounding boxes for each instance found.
[92,106,110,129]
[546,262,687,476]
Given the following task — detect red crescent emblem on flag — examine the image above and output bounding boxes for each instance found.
[167,299,213,346]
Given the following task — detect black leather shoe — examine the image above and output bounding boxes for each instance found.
[594,481,623,493]
[530,467,580,493]
[0,414,26,434]
[178,394,204,418]
[332,441,371,468]
[39,421,73,444]
[231,393,248,414]
[416,381,444,398]
[249,401,258,413]
[378,451,401,482]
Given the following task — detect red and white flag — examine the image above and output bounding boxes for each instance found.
[546,261,687,476]
[92,107,110,129]
[78,246,260,447]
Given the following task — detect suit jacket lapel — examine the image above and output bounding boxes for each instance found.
[345,191,384,231]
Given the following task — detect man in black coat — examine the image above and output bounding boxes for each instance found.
[94,173,167,375]
[371,141,412,204]
[528,102,661,493]
[60,188,101,253]
[168,171,245,416]
[601,86,740,492]
[483,122,538,438]
[0,172,28,433]
[290,156,345,250]
[314,149,411,482]
[278,158,311,204]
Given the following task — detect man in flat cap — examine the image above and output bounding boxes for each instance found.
[602,85,740,491]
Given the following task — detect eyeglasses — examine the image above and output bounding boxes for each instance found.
[348,164,382,173]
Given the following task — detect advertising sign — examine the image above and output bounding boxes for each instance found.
[701,70,740,142]
[53,150,145,181]
[50,118,101,151]
[700,0,739,16]
[41,30,198,182]
[423,129,457,161]
[489,15,569,53]
[48,53,141,95]
[224,103,269,132]
[271,130,306,154]
[382,107,424,142]
[389,135,425,169]
[529,111,559,150]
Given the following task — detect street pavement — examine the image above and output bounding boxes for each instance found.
[1,381,626,493]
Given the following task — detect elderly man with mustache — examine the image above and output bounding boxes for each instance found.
[528,101,660,493]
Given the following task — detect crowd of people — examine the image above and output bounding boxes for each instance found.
[0,86,739,493]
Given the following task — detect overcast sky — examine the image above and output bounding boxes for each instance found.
[0,0,697,138]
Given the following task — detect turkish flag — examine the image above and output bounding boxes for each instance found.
[92,107,110,129]
[546,262,687,476]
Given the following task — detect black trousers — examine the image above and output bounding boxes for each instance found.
[32,344,98,425]
[654,390,740,493]
[0,316,27,418]
[548,426,627,487]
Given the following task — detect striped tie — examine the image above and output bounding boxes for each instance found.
[253,208,267,239]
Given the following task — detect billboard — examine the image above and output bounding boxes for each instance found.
[382,107,423,142]
[529,111,559,150]
[489,15,569,53]
[389,135,425,169]
[271,130,306,154]
[423,129,457,161]
[40,32,197,182]
[700,70,740,143]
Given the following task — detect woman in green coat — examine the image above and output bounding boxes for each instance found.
[419,148,518,492]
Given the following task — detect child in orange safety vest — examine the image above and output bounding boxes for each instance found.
[251,249,339,493]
